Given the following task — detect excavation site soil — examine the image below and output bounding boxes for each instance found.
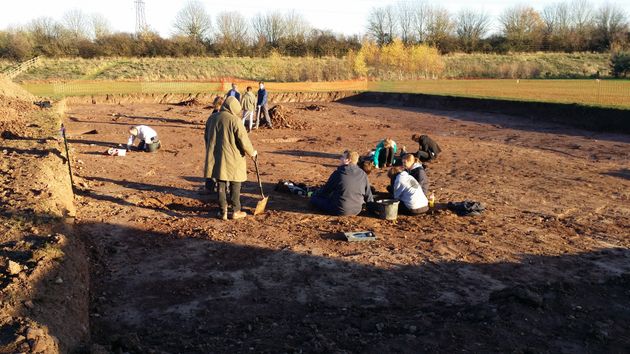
[65,101,629,353]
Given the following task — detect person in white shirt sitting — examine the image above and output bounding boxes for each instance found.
[387,166,429,215]
[127,125,159,152]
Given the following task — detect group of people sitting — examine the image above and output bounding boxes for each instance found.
[310,134,441,217]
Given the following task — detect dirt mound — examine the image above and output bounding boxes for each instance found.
[175,98,202,107]
[302,104,327,111]
[0,77,33,101]
[269,104,310,130]
[0,96,38,139]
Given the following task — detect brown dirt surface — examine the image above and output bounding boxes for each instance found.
[64,101,630,352]
[0,96,89,352]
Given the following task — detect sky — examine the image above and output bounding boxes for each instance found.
[1,0,629,36]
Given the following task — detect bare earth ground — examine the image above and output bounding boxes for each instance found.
[65,102,629,353]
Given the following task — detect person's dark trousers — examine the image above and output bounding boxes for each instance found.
[417,151,433,162]
[378,147,395,168]
[217,181,241,212]
[205,178,216,192]
[399,203,428,215]
[138,140,146,151]
[310,194,337,215]
[259,104,273,128]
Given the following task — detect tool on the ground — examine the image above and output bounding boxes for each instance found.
[252,155,268,215]
[60,124,75,192]
[344,231,377,242]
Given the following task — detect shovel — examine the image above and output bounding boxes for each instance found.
[252,155,268,215]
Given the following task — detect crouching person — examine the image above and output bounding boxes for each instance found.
[310,150,373,216]
[388,167,429,215]
[204,97,257,220]
[127,125,160,152]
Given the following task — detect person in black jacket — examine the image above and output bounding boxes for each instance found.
[412,134,441,162]
[310,150,374,216]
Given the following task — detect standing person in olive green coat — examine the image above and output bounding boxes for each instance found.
[240,86,257,131]
[204,97,258,220]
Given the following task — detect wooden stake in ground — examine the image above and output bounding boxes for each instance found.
[61,123,75,193]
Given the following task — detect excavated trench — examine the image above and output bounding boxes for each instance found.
[59,92,630,352]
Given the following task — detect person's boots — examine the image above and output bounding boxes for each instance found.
[217,208,228,220]
[231,211,247,220]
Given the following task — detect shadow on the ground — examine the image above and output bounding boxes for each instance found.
[73,219,630,353]
[271,149,341,160]
[337,99,630,144]
[603,168,630,180]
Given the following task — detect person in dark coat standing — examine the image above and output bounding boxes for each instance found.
[310,150,373,216]
[226,83,241,101]
[256,81,273,128]
[412,134,441,162]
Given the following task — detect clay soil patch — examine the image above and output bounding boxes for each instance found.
[65,102,630,352]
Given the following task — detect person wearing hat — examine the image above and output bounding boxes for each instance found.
[127,125,159,152]
[204,96,258,220]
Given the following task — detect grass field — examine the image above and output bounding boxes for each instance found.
[369,80,630,108]
[21,79,630,109]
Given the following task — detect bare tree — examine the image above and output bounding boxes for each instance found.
[173,0,212,42]
[28,17,61,40]
[397,1,416,44]
[366,6,397,45]
[570,0,595,50]
[593,2,628,50]
[252,11,287,45]
[408,1,430,43]
[91,13,112,40]
[456,9,491,52]
[542,2,572,49]
[215,11,250,53]
[425,6,454,50]
[284,11,310,40]
[499,5,545,51]
[62,9,89,39]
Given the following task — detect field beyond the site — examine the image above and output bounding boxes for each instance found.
[21,79,630,109]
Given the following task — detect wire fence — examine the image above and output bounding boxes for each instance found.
[21,79,630,109]
[368,79,630,108]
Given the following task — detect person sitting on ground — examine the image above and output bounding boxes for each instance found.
[241,86,257,132]
[402,153,429,196]
[360,159,375,175]
[226,83,241,101]
[388,166,429,215]
[373,138,398,168]
[211,96,224,114]
[310,150,373,216]
[204,96,258,220]
[412,134,441,162]
[127,125,159,152]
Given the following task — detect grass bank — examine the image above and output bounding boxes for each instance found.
[9,52,614,83]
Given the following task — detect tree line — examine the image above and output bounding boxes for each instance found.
[367,0,629,53]
[0,0,628,62]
